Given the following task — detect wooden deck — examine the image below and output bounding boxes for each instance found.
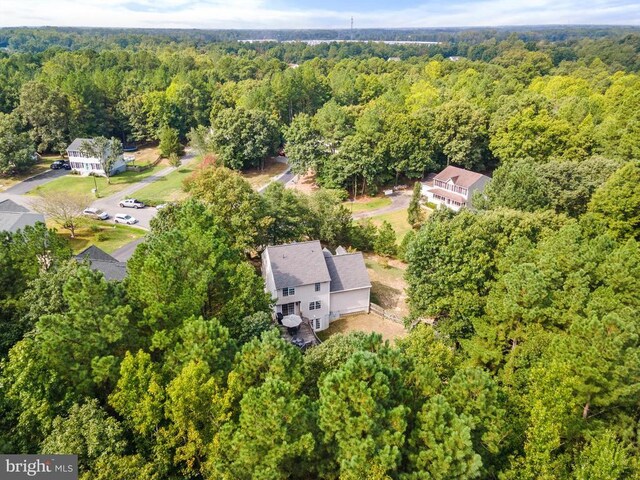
[277,317,320,349]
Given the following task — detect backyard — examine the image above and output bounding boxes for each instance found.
[369,207,413,242]
[48,219,145,254]
[365,253,410,317]
[317,312,407,343]
[125,146,162,167]
[135,157,202,205]
[243,157,288,189]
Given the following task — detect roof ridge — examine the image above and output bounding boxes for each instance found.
[267,239,321,248]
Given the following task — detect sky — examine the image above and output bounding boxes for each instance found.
[1,0,639,29]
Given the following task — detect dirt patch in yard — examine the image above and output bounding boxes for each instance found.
[287,171,319,194]
[126,146,164,166]
[243,157,288,189]
[318,312,407,343]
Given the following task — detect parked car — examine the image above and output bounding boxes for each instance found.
[119,198,145,209]
[50,160,71,170]
[156,203,168,210]
[114,213,138,225]
[82,207,109,220]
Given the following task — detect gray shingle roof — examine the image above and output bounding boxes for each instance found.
[67,138,95,152]
[0,199,29,213]
[0,199,45,233]
[75,245,126,281]
[324,251,371,292]
[76,245,119,262]
[266,240,331,289]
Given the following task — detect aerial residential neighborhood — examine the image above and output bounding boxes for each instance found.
[0,5,639,479]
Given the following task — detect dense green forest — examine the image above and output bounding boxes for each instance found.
[1,27,640,479]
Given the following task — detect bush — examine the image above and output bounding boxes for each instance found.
[158,126,184,158]
[374,220,398,257]
[348,219,378,252]
[96,232,108,242]
[90,224,101,233]
[398,229,416,261]
[168,153,181,168]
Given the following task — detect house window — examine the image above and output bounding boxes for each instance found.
[282,287,295,297]
[309,301,321,310]
[281,303,295,316]
[315,283,321,292]
[315,318,321,330]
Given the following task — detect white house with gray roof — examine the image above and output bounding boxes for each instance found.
[262,240,371,332]
[66,138,127,176]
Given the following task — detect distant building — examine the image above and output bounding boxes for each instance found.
[66,138,127,177]
[262,240,371,332]
[387,56,401,62]
[75,245,127,281]
[0,199,45,233]
[422,166,491,211]
[448,56,463,61]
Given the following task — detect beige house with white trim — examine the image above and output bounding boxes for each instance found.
[422,166,491,211]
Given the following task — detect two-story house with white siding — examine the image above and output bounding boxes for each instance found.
[422,165,491,211]
[66,138,127,176]
[262,240,371,332]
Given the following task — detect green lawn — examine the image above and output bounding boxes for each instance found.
[29,163,167,198]
[343,196,392,213]
[369,207,413,242]
[135,158,202,205]
[49,220,145,254]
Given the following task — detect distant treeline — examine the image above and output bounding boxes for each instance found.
[1,26,639,64]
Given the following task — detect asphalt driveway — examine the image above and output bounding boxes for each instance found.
[4,168,69,195]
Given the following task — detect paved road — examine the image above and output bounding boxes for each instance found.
[351,190,412,219]
[3,168,69,195]
[89,150,196,230]
[111,237,145,262]
[278,168,295,186]
[257,157,293,194]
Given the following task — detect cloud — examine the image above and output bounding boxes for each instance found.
[0,0,638,29]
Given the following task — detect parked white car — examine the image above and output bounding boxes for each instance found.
[119,198,145,209]
[114,213,138,225]
[82,207,110,220]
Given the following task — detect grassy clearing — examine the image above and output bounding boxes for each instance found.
[243,158,288,189]
[135,158,202,204]
[369,207,413,242]
[49,219,145,254]
[29,163,167,198]
[317,312,407,343]
[0,157,59,192]
[343,196,392,213]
